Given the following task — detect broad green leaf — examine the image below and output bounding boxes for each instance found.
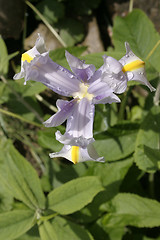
[50,216,93,240]
[22,81,47,97]
[72,157,133,223]
[94,122,139,161]
[0,183,13,212]
[16,225,40,240]
[134,106,160,172]
[0,209,35,240]
[112,9,160,72]
[36,0,64,24]
[57,19,84,46]
[48,176,103,215]
[39,221,57,240]
[37,127,64,151]
[102,193,160,228]
[67,0,101,15]
[49,46,87,68]
[0,140,46,210]
[0,36,8,75]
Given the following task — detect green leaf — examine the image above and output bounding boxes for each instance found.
[16,225,40,240]
[0,140,46,210]
[51,216,93,240]
[22,81,47,97]
[134,106,160,172]
[36,0,64,24]
[102,193,160,228]
[0,209,35,240]
[0,36,9,75]
[37,128,64,151]
[48,176,103,215]
[39,221,58,240]
[94,122,139,161]
[72,157,133,223]
[112,9,160,72]
[57,19,85,46]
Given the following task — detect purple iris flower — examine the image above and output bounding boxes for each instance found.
[14,35,121,163]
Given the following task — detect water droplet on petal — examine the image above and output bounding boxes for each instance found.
[127,72,134,80]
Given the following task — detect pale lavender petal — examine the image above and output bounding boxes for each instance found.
[43,99,77,127]
[49,143,104,164]
[94,92,121,104]
[119,42,155,91]
[25,53,81,97]
[102,55,123,74]
[66,98,95,139]
[101,72,128,94]
[88,79,121,104]
[99,55,128,94]
[119,42,139,66]
[13,35,46,80]
[55,98,95,148]
[126,70,156,92]
[55,131,94,148]
[65,51,96,82]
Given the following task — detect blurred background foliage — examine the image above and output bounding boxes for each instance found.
[0,0,160,240]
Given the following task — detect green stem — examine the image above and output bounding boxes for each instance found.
[149,173,154,198]
[26,0,67,47]
[118,87,132,121]
[0,108,43,128]
[129,0,134,12]
[36,94,57,112]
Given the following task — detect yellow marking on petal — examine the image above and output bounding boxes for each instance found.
[22,53,33,63]
[122,60,145,73]
[71,146,79,164]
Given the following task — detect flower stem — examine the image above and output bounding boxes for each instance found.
[0,108,43,128]
[129,0,134,12]
[145,40,160,61]
[26,0,67,47]
[36,94,57,112]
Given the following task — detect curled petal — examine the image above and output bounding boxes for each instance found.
[13,34,46,80]
[43,99,77,127]
[55,131,94,148]
[88,79,121,104]
[100,56,128,94]
[24,53,81,96]
[49,144,104,164]
[102,55,123,74]
[120,42,155,92]
[65,51,96,82]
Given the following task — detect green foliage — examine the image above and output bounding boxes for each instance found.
[134,106,160,172]
[0,140,46,210]
[0,209,35,240]
[48,176,103,215]
[1,5,160,240]
[102,193,160,228]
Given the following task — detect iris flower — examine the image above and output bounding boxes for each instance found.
[100,42,155,93]
[14,35,120,164]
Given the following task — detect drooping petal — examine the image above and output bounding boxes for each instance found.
[100,55,128,94]
[55,98,95,148]
[43,99,77,127]
[24,53,81,97]
[88,79,121,104]
[65,51,96,82]
[49,144,104,164]
[14,34,47,80]
[120,42,156,92]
